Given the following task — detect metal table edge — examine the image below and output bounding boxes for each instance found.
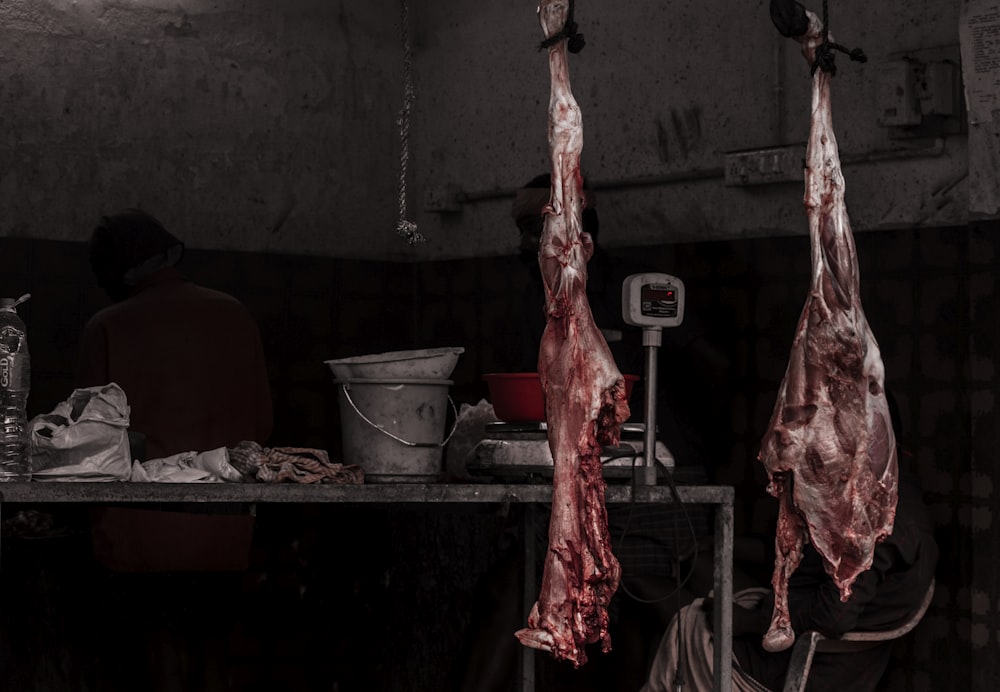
[0,482,734,506]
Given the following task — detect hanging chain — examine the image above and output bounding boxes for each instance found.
[396,0,424,245]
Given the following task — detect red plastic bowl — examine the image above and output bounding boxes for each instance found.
[483,372,639,423]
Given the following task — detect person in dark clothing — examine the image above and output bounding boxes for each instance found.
[0,210,275,691]
[724,474,938,692]
[642,392,939,692]
[77,209,274,691]
[78,209,273,457]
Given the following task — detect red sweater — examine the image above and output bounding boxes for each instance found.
[76,267,273,458]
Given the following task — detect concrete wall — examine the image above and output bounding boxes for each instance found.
[413,0,968,259]
[0,0,402,257]
[0,0,971,260]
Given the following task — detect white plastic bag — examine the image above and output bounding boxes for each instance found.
[29,383,132,481]
[444,398,499,480]
[130,447,243,483]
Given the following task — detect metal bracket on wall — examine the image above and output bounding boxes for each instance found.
[723,145,806,187]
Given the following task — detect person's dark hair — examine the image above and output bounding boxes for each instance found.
[522,173,599,241]
[89,209,184,302]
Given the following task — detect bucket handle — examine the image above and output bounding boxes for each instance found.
[340,383,460,448]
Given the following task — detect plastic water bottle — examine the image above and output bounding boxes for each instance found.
[0,294,31,481]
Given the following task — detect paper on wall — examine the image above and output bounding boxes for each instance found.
[960,0,1000,217]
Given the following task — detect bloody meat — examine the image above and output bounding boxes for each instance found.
[513,0,630,667]
[757,9,898,653]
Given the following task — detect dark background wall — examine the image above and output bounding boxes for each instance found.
[0,0,988,689]
[0,221,984,690]
[0,0,973,260]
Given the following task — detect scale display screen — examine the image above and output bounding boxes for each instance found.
[640,284,678,318]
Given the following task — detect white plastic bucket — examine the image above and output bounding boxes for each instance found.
[335,377,456,483]
[325,347,464,381]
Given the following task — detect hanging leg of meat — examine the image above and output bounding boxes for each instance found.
[757,10,898,653]
[514,0,629,668]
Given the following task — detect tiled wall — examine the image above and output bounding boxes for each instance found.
[0,223,987,690]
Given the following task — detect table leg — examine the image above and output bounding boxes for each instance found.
[713,499,734,691]
[519,503,536,692]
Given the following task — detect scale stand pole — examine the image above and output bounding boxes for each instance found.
[639,326,662,486]
[622,271,684,485]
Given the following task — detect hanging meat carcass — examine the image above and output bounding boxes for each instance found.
[513,0,630,667]
[757,7,898,653]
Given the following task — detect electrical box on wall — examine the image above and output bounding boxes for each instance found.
[918,61,957,117]
[876,46,964,138]
[876,60,922,127]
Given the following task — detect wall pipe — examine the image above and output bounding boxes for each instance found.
[456,167,725,205]
[452,138,946,206]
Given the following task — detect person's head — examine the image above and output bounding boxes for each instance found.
[510,173,599,262]
[89,209,185,302]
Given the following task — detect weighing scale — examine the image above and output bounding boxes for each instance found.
[468,422,673,481]
[622,272,685,484]
[470,272,685,483]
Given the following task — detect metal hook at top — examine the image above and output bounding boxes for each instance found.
[770,0,810,38]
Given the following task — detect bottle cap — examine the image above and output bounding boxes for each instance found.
[0,294,30,311]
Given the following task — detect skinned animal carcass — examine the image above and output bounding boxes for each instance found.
[513,0,630,667]
[757,8,898,653]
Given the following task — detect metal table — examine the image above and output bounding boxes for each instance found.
[0,482,734,691]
